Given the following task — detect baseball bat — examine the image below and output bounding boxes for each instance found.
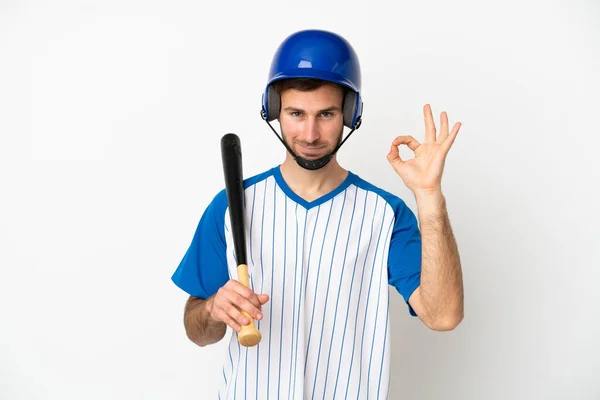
[220,133,261,347]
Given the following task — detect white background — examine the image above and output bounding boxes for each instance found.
[1,0,599,399]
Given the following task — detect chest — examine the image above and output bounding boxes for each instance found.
[227,179,394,296]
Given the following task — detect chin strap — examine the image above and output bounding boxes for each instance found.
[261,108,362,171]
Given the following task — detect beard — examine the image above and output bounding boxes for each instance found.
[281,128,344,160]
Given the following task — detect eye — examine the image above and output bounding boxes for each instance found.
[320,111,333,118]
[291,111,302,117]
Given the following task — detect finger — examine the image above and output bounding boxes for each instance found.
[438,111,449,142]
[391,135,421,152]
[208,302,242,330]
[258,294,270,305]
[387,144,403,166]
[212,295,254,327]
[223,302,252,326]
[442,122,462,151]
[216,310,243,332]
[423,104,436,142]
[226,280,263,310]
[219,286,263,320]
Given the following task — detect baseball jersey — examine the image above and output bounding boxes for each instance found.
[171,165,422,399]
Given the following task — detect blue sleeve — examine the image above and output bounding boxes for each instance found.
[387,200,422,317]
[171,189,230,299]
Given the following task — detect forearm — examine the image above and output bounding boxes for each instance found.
[416,191,464,329]
[184,296,227,347]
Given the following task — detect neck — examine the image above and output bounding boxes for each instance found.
[279,153,348,202]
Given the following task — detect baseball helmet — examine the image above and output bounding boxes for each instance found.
[261,29,363,129]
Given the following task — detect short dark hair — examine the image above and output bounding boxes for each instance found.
[270,78,347,97]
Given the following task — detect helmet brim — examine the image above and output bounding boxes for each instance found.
[268,68,359,93]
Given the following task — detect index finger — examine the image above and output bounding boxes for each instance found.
[391,135,421,152]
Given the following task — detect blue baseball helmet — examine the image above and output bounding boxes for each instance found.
[261,29,363,129]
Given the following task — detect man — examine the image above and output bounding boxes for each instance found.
[172,29,464,399]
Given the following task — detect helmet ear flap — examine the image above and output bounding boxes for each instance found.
[265,86,281,122]
[343,91,362,129]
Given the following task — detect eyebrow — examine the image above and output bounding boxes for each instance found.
[283,106,342,113]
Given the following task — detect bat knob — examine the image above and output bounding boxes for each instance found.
[238,327,261,347]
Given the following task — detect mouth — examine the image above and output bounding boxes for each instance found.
[296,144,328,159]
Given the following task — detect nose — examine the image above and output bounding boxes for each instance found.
[304,116,320,144]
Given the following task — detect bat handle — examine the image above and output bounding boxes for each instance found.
[236,264,262,347]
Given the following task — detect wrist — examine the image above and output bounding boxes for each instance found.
[414,188,444,203]
[414,190,446,217]
[202,296,218,322]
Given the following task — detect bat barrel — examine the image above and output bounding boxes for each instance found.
[221,133,248,266]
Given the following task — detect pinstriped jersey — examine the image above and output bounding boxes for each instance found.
[172,166,422,399]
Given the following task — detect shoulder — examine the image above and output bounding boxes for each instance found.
[350,174,420,241]
[243,167,276,189]
[349,173,412,215]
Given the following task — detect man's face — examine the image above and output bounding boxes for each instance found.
[279,84,344,161]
